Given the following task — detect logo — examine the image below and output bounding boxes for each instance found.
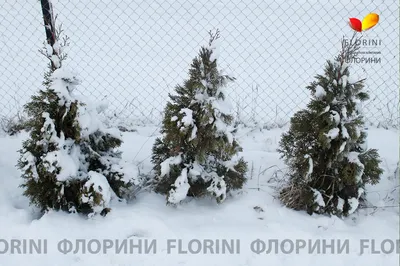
[349,13,379,32]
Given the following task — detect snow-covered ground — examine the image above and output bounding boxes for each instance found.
[0,125,398,265]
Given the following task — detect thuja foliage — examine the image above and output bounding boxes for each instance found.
[151,30,247,204]
[17,24,132,217]
[278,35,383,216]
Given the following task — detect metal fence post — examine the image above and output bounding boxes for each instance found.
[40,0,57,70]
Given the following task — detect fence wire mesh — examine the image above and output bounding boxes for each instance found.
[0,0,398,128]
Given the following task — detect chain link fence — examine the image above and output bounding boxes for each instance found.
[0,0,398,129]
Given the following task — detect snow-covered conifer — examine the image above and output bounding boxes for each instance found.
[151,30,247,204]
[17,22,135,217]
[278,35,383,216]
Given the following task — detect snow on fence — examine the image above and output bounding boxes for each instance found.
[0,0,398,128]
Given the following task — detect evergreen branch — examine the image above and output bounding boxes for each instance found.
[335,32,362,64]
[208,28,220,47]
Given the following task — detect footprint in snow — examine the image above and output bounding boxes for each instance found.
[126,230,148,238]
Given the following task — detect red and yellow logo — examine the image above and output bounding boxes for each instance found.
[349,13,379,32]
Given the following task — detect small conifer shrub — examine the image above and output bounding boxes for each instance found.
[278,35,383,216]
[18,23,134,217]
[151,30,247,204]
